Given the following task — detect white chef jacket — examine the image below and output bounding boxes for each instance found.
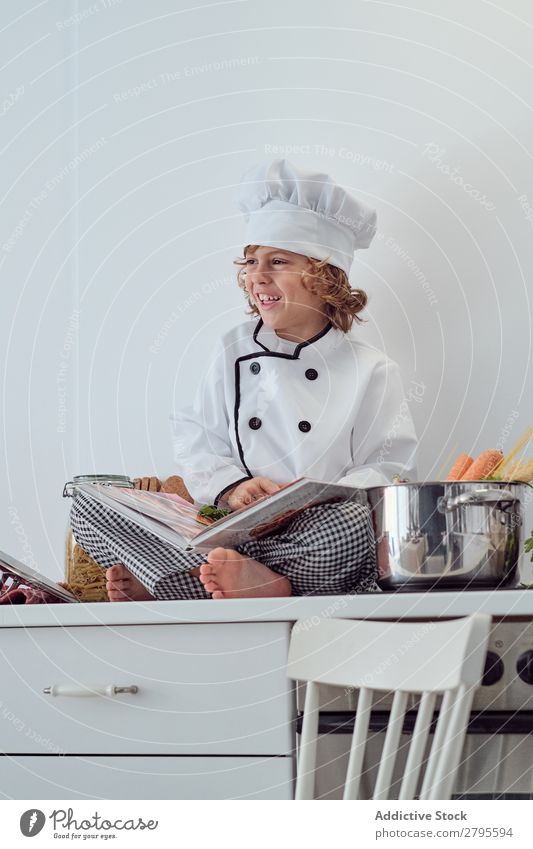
[170,319,418,505]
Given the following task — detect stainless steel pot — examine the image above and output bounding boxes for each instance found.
[365,480,532,589]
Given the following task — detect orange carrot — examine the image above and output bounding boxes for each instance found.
[446,454,474,480]
[461,449,503,480]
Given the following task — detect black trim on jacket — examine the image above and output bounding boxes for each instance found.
[214,476,252,508]
[234,319,333,473]
[252,318,332,355]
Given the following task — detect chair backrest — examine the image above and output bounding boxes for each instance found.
[287,614,491,800]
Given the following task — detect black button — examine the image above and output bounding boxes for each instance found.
[298,420,311,433]
[482,651,504,686]
[305,368,318,381]
[249,417,262,430]
[250,362,261,375]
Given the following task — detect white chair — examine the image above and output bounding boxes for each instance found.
[287,614,491,800]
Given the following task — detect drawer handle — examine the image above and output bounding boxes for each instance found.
[43,684,139,698]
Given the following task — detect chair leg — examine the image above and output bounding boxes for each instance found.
[420,690,454,799]
[399,691,436,800]
[374,690,409,800]
[343,687,373,800]
[295,681,320,800]
[429,686,475,800]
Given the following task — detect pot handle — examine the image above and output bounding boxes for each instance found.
[438,488,518,513]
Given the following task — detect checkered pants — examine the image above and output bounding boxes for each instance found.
[70,490,378,600]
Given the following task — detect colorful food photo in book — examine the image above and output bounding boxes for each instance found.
[0,549,79,604]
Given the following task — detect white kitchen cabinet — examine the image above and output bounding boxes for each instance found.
[0,756,293,800]
[3,592,533,799]
[0,617,295,799]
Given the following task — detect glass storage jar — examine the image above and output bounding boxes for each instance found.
[63,474,134,602]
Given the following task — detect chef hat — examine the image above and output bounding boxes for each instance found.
[235,159,377,275]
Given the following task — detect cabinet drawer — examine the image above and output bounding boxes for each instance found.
[0,623,294,755]
[0,755,294,799]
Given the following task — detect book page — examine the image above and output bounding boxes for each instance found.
[77,479,367,555]
[0,549,79,602]
[193,479,367,552]
[88,485,204,542]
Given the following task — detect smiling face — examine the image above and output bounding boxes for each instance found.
[242,246,329,342]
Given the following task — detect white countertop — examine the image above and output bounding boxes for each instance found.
[1,588,533,627]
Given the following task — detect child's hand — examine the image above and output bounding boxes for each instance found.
[223,477,282,511]
[134,476,161,492]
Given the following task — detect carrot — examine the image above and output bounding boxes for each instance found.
[446,454,474,480]
[461,449,504,481]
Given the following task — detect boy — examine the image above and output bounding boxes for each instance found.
[70,160,417,601]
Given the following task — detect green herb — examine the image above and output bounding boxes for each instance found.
[198,504,230,522]
[525,531,533,562]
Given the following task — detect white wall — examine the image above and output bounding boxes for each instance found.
[1,0,532,580]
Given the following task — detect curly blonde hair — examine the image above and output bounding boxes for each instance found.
[234,245,368,333]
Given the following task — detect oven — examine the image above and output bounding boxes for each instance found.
[295,617,533,799]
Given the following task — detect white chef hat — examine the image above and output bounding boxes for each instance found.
[235,159,377,275]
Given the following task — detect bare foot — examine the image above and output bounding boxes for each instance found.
[105,564,154,602]
[198,547,292,599]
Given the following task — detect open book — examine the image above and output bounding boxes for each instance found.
[75,478,368,554]
[0,549,79,603]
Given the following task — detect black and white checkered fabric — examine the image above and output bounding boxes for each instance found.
[70,490,378,600]
[240,501,378,596]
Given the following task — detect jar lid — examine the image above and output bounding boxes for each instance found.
[72,474,133,485]
[63,474,134,497]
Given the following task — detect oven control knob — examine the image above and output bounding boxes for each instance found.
[482,651,504,686]
[516,651,533,685]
